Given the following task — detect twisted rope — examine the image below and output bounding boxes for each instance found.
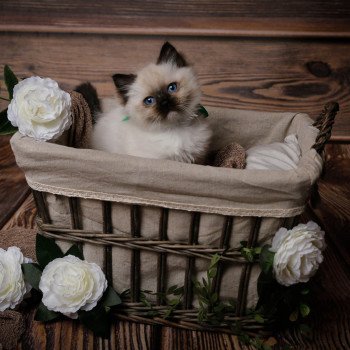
[113,307,270,335]
[312,101,339,154]
[37,219,254,263]
[68,91,93,148]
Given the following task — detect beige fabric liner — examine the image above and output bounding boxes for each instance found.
[11,107,322,218]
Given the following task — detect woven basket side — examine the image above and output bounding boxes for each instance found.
[33,190,300,333]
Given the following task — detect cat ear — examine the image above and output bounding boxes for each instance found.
[112,74,136,103]
[157,42,187,67]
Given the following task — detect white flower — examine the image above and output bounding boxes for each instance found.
[271,221,325,286]
[39,255,107,318]
[7,76,71,141]
[0,247,32,311]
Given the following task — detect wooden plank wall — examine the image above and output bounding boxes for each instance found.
[0,0,350,139]
[1,1,350,37]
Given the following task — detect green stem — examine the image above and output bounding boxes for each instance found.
[0,96,10,101]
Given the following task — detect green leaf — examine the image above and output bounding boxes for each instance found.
[229,299,236,307]
[101,286,122,307]
[36,234,64,269]
[254,247,262,255]
[192,278,200,288]
[79,305,110,338]
[168,298,179,306]
[0,122,17,135]
[197,104,209,118]
[289,309,299,322]
[167,285,178,294]
[22,263,42,290]
[170,286,179,294]
[241,248,254,262]
[141,296,152,308]
[199,296,209,305]
[164,309,172,319]
[240,240,248,248]
[208,267,218,278]
[202,277,208,288]
[238,333,251,345]
[300,323,313,338]
[250,337,266,350]
[211,293,218,303]
[172,286,184,296]
[256,268,276,309]
[35,302,60,322]
[0,109,8,126]
[4,65,18,99]
[301,289,310,295]
[0,108,17,135]
[119,289,130,299]
[147,310,159,317]
[262,345,273,350]
[213,303,224,313]
[209,253,221,268]
[259,245,275,274]
[64,244,84,260]
[300,303,310,317]
[254,313,265,324]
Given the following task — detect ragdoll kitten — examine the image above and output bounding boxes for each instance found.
[88,42,211,163]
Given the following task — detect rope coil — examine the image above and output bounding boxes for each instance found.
[312,101,339,153]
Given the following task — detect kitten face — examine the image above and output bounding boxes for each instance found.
[113,42,201,128]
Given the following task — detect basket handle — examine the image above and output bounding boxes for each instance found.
[312,102,339,154]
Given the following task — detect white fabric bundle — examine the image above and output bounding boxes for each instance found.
[246,134,301,170]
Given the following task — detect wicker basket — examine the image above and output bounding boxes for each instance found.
[10,100,338,334]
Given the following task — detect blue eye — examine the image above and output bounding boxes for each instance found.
[143,96,155,105]
[167,82,177,93]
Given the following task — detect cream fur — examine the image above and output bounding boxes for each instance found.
[91,63,212,163]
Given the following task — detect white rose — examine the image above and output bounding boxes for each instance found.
[0,247,32,311]
[7,76,72,141]
[271,221,325,286]
[39,255,107,318]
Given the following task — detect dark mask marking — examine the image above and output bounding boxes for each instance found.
[155,89,179,118]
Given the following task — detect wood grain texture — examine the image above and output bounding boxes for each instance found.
[2,194,36,230]
[291,143,350,349]
[312,144,350,267]
[0,135,29,229]
[1,1,350,37]
[18,308,159,350]
[1,33,350,137]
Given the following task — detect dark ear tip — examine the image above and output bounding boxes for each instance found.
[111,74,136,103]
[157,41,187,67]
[112,74,136,85]
[112,73,121,82]
[112,74,118,83]
[162,41,173,49]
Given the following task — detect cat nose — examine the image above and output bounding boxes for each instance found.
[160,99,169,108]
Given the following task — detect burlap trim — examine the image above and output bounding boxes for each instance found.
[26,178,305,218]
